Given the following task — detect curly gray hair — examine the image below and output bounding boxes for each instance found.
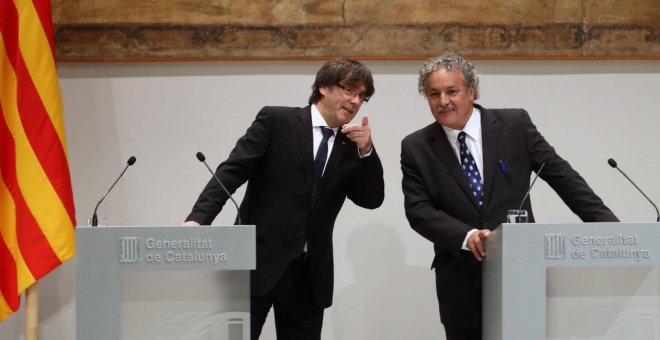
[417,53,479,100]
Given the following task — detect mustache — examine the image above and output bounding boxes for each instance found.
[437,104,456,112]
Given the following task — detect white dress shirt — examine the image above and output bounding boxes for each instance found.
[440,108,484,251]
[311,104,338,175]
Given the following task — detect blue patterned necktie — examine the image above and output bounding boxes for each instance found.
[458,131,484,207]
[314,127,334,192]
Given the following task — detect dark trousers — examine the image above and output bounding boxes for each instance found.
[443,325,482,340]
[250,255,324,340]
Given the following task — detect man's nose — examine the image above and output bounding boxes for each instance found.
[439,92,450,105]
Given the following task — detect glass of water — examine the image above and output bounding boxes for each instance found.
[506,209,528,223]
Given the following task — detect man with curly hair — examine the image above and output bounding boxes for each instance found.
[401,52,618,340]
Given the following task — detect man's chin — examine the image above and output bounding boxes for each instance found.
[434,113,452,124]
[435,117,462,129]
[339,113,356,124]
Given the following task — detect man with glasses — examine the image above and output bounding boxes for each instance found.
[184,58,384,339]
[400,52,618,340]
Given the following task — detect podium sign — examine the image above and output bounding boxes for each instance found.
[76,225,255,340]
[484,223,660,339]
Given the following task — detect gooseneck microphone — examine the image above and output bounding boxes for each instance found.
[196,152,242,225]
[91,156,137,226]
[608,158,659,222]
[518,162,546,210]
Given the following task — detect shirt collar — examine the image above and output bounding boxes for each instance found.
[311,104,339,133]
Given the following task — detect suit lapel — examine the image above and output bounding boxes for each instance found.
[296,107,314,198]
[479,106,501,208]
[428,124,481,211]
[313,130,350,201]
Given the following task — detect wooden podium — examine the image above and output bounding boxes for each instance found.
[76,225,255,340]
[483,222,660,339]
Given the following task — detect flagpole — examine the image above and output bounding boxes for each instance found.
[26,284,39,340]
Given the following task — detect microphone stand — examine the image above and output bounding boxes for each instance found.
[91,156,136,226]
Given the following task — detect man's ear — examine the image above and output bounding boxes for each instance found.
[467,86,475,101]
[319,85,329,97]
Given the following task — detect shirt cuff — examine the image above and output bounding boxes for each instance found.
[462,229,479,250]
[358,146,373,158]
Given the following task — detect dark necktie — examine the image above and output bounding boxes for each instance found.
[292,127,333,259]
[458,131,484,207]
[313,127,334,192]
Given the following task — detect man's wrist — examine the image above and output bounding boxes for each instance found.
[358,145,373,158]
[462,229,479,250]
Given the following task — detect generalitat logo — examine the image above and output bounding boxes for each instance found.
[544,233,566,259]
[119,237,141,263]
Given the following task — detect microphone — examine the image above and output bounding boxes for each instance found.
[196,152,242,225]
[518,161,546,210]
[91,156,137,226]
[608,158,659,222]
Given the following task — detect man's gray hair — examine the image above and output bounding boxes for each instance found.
[417,53,480,100]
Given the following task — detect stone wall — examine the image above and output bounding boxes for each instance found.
[52,0,660,60]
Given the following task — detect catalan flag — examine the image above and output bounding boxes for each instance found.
[0,0,76,322]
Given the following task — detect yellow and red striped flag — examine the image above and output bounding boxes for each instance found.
[0,0,76,322]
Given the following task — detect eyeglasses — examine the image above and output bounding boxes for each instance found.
[335,84,370,103]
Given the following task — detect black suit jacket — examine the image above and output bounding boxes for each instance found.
[187,105,385,308]
[401,104,617,327]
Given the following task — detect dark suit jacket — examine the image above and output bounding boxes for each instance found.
[187,105,385,308]
[400,104,617,327]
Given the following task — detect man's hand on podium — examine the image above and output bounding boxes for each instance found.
[467,229,492,261]
[182,221,200,227]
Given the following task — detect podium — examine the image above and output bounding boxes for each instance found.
[76,225,255,340]
[483,222,660,339]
